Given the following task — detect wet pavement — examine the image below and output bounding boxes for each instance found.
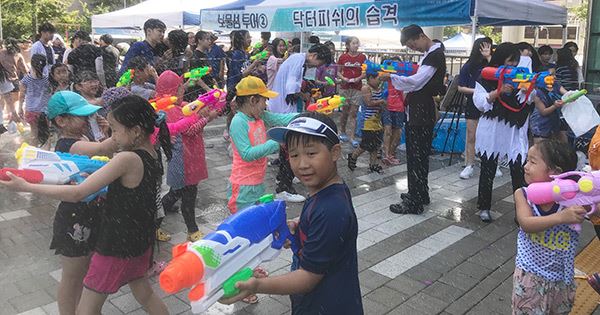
[0,116,599,315]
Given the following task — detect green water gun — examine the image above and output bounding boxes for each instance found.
[563,89,588,104]
[116,69,134,87]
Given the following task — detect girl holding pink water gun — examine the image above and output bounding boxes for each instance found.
[512,139,586,314]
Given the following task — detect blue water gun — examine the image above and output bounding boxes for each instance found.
[361,60,419,76]
[0,143,109,202]
[159,194,298,313]
[481,66,555,91]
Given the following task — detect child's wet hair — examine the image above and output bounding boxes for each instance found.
[308,44,333,65]
[128,56,149,72]
[286,112,339,151]
[49,63,70,90]
[110,95,173,160]
[534,139,577,173]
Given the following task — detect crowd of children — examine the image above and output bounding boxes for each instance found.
[0,17,598,315]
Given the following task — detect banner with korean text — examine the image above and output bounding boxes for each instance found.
[200,0,471,31]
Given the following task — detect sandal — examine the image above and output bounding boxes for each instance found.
[156,228,171,242]
[242,294,259,304]
[369,164,384,174]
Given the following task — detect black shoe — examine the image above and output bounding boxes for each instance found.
[390,201,424,214]
[400,193,430,205]
[0,124,6,135]
[347,153,357,171]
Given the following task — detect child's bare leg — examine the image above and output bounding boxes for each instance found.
[76,287,108,315]
[129,277,168,315]
[58,255,90,315]
[347,104,359,142]
[383,125,392,158]
[29,122,39,146]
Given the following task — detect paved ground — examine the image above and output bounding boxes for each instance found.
[0,116,599,315]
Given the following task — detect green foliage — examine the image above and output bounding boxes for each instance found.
[1,0,113,40]
[443,26,460,39]
[479,26,502,45]
[569,0,588,22]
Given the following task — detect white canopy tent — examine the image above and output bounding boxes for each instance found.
[92,0,237,35]
[443,32,484,54]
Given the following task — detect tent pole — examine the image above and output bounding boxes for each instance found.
[533,26,539,47]
[470,16,478,53]
[562,25,567,45]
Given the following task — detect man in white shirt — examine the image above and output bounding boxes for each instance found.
[30,22,56,76]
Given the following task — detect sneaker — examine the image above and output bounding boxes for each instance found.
[347,153,357,171]
[156,228,171,242]
[351,140,360,148]
[0,124,7,135]
[460,165,474,179]
[187,231,203,242]
[495,167,503,177]
[276,191,306,203]
[479,210,492,222]
[292,177,301,184]
[339,134,349,142]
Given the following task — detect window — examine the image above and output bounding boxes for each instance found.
[524,26,577,40]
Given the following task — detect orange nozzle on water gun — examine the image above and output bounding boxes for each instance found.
[159,243,205,297]
[150,96,177,112]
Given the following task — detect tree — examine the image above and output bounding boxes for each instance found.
[479,26,502,45]
[1,0,109,40]
[569,0,588,22]
[443,26,461,40]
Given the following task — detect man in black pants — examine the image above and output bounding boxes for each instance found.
[379,25,446,214]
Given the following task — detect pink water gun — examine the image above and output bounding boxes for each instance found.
[182,88,227,116]
[526,170,600,231]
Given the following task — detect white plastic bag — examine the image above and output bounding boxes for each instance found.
[561,91,600,137]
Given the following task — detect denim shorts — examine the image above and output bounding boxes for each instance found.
[381,110,405,129]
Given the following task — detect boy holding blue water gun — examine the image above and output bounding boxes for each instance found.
[220,112,363,314]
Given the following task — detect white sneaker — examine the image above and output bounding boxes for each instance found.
[276,191,306,203]
[292,177,301,184]
[459,165,474,179]
[495,167,503,177]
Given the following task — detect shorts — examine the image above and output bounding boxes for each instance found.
[24,111,42,126]
[227,182,266,214]
[511,267,575,315]
[49,202,101,257]
[83,247,152,294]
[464,99,481,120]
[360,130,383,153]
[381,110,405,129]
[339,88,362,108]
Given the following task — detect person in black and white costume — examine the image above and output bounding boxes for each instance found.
[474,43,534,222]
[379,25,446,215]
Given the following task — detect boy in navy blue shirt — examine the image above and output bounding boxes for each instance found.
[220,112,363,314]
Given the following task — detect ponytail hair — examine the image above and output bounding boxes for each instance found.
[110,95,172,160]
[37,113,51,146]
[30,54,46,78]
